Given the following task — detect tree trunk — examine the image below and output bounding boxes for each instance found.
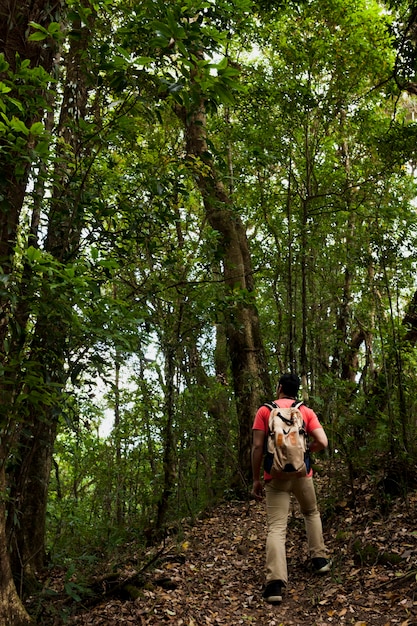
[403,289,417,343]
[286,160,296,371]
[0,0,63,620]
[156,341,178,532]
[0,462,31,625]
[0,0,62,342]
[300,196,308,383]
[300,118,313,386]
[114,355,124,526]
[177,95,272,487]
[6,3,94,589]
[7,414,59,591]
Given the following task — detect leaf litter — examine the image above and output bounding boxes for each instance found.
[38,475,417,626]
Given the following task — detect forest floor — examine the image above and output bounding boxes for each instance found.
[36,471,417,626]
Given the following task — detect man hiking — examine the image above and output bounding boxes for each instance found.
[251,373,332,604]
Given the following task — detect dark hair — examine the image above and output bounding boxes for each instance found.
[278,373,300,398]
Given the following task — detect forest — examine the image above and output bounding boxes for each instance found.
[1,0,417,624]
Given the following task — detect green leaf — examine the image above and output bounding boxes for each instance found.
[0,54,9,73]
[10,117,29,135]
[219,66,241,78]
[47,22,61,35]
[150,20,173,39]
[30,121,45,136]
[133,57,155,67]
[215,57,229,71]
[28,21,48,35]
[64,582,82,602]
[28,31,48,42]
[26,246,42,262]
[7,98,24,112]
[33,140,50,158]
[212,83,235,105]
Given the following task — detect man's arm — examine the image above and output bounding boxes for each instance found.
[309,427,328,453]
[251,429,265,501]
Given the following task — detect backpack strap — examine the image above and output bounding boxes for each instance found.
[275,400,304,427]
[274,400,303,410]
[262,402,277,455]
[263,400,303,409]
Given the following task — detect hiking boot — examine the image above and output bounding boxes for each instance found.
[263,580,283,604]
[312,557,332,573]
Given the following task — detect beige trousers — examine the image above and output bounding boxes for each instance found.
[265,476,326,584]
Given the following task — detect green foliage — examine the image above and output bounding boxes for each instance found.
[28,21,65,43]
[0,54,53,173]
[45,0,417,547]
[3,0,417,598]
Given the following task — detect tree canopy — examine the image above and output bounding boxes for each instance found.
[1,0,417,622]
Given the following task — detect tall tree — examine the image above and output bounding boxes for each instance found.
[156,4,273,483]
[6,0,97,591]
[0,1,65,621]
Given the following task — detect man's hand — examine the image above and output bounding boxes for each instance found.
[251,479,264,501]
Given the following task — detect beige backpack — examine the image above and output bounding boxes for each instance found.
[264,401,310,478]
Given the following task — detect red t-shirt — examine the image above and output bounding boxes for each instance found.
[252,398,323,480]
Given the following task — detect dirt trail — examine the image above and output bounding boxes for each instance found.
[65,488,417,626]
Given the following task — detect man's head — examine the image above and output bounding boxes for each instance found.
[277,373,300,398]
